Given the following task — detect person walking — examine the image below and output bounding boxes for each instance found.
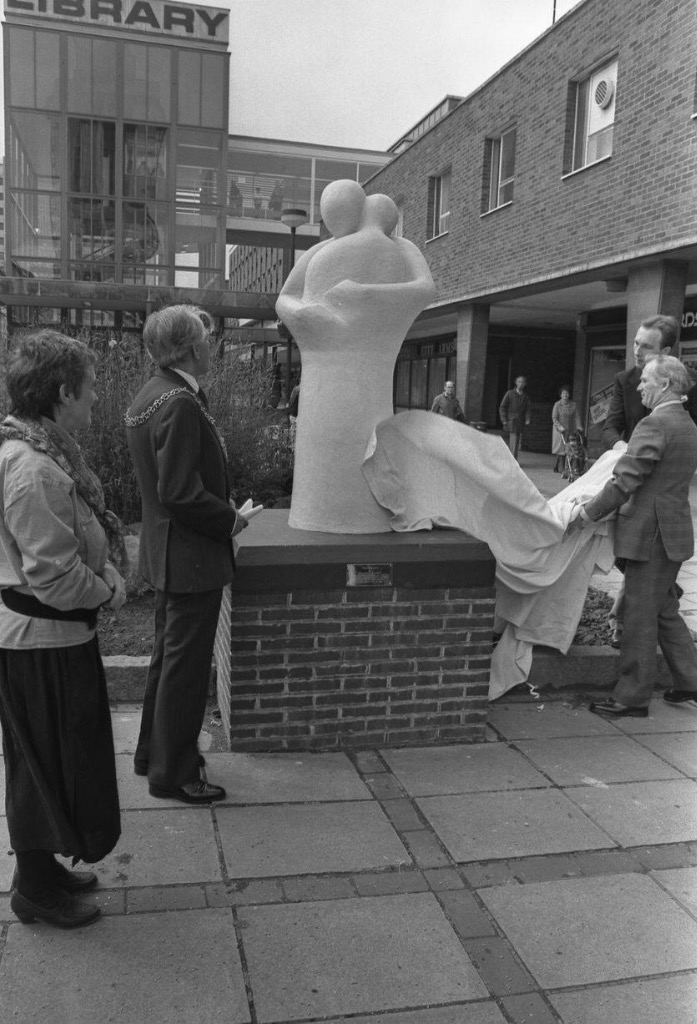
[499,376,531,460]
[552,386,582,474]
[431,380,464,421]
[126,305,261,805]
[0,330,126,928]
[567,354,697,717]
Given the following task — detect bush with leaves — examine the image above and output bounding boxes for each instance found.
[1,326,293,523]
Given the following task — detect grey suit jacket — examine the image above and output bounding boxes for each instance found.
[584,402,697,562]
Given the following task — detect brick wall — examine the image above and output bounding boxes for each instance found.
[215,584,494,751]
[363,0,697,305]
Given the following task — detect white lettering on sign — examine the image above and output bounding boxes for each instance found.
[3,0,229,41]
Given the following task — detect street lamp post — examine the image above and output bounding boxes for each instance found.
[279,206,308,405]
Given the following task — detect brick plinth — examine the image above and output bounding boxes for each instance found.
[214,510,495,751]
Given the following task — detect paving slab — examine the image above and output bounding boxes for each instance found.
[0,816,13,893]
[417,789,615,862]
[110,710,142,753]
[317,1006,506,1024]
[488,701,617,740]
[238,893,489,1022]
[216,801,410,878]
[93,808,222,888]
[206,750,371,803]
[515,735,683,786]
[480,874,697,988]
[549,974,697,1024]
[608,700,697,733]
[636,732,697,777]
[651,866,697,916]
[564,779,697,846]
[0,909,249,1024]
[382,744,550,796]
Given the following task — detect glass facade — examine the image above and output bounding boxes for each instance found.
[4,22,229,291]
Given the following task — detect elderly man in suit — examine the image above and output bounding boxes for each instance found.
[126,305,260,803]
[568,354,697,717]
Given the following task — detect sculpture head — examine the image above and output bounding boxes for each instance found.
[359,194,399,237]
[320,179,366,238]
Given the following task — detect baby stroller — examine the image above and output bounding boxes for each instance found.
[561,430,587,482]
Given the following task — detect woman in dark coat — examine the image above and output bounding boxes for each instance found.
[0,331,126,928]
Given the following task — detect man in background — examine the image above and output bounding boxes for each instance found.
[499,375,531,460]
[431,380,465,422]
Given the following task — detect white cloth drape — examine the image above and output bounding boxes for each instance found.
[362,411,620,700]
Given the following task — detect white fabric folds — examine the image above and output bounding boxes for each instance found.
[362,411,620,700]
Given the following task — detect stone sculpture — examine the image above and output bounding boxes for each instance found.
[276,180,435,533]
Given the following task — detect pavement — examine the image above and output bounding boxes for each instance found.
[0,451,696,1024]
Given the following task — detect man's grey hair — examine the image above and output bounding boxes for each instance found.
[143,304,212,368]
[641,314,679,352]
[644,353,692,395]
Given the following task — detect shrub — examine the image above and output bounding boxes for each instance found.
[0,326,293,523]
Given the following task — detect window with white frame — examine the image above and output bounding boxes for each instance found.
[487,127,516,211]
[572,59,618,171]
[429,170,451,238]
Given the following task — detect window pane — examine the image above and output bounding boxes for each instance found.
[177,129,223,204]
[68,120,116,195]
[9,192,61,259]
[410,358,428,407]
[35,33,60,110]
[124,45,147,120]
[499,180,514,204]
[8,29,35,107]
[122,201,169,268]
[573,78,590,170]
[201,55,225,128]
[439,172,451,233]
[428,357,447,406]
[489,137,500,210]
[500,129,516,182]
[148,47,171,121]
[9,111,61,190]
[587,125,613,164]
[68,198,116,280]
[67,38,92,114]
[394,359,410,407]
[93,40,117,117]
[124,125,169,199]
[178,52,200,125]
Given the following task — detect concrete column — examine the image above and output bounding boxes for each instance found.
[626,260,688,363]
[573,314,588,410]
[456,303,490,422]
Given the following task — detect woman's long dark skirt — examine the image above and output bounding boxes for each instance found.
[0,638,121,862]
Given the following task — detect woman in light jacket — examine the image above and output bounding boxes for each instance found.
[552,385,582,474]
[0,331,126,928]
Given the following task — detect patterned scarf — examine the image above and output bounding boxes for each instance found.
[0,415,129,574]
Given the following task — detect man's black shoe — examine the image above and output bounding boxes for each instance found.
[589,698,648,718]
[664,689,697,704]
[149,780,226,804]
[135,753,205,776]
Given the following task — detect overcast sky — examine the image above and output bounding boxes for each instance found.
[0,0,582,157]
[227,0,582,150]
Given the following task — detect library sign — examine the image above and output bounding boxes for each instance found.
[3,0,230,41]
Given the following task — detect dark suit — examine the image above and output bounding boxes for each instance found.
[602,365,697,449]
[585,402,697,707]
[126,369,238,788]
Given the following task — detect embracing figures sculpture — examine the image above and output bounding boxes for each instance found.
[276,179,435,533]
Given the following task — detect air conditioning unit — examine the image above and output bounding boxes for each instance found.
[594,79,614,109]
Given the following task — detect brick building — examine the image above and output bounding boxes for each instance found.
[363,0,697,454]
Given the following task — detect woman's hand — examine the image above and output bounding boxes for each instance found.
[101,562,126,611]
